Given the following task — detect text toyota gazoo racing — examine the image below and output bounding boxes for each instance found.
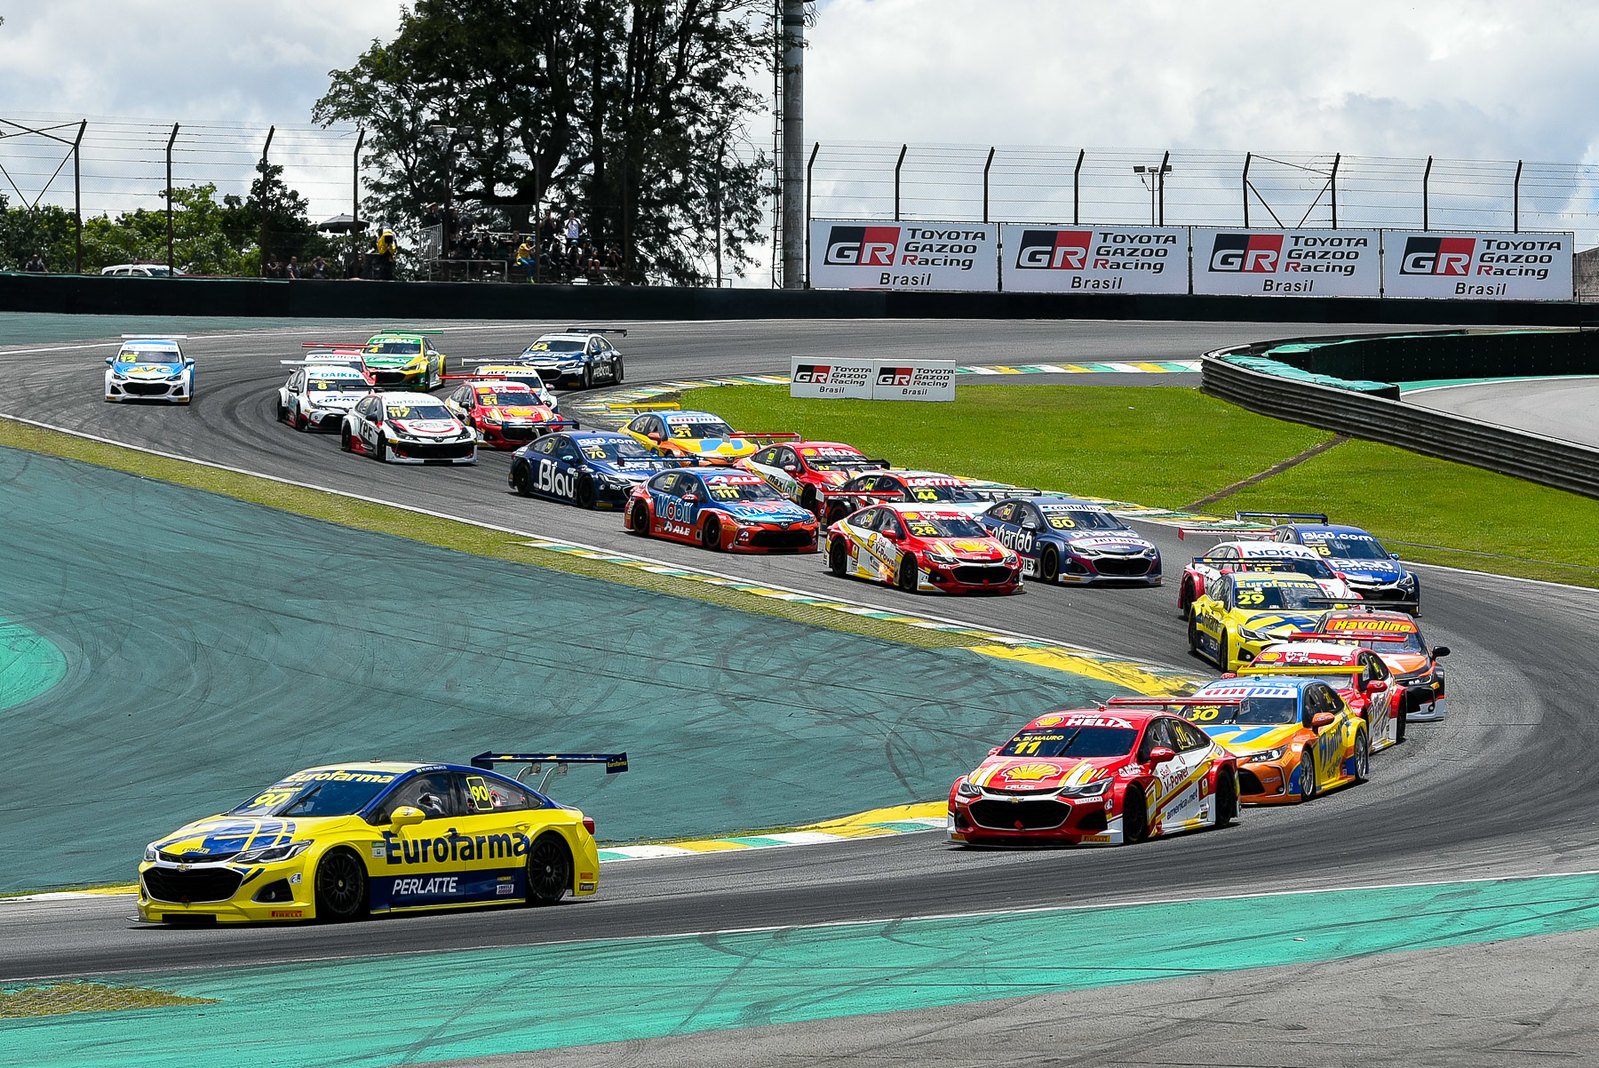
[826,503,1023,594]
[624,467,818,552]
[979,495,1161,585]
[740,440,888,513]
[1142,681,1369,805]
[104,336,195,404]
[1176,535,1360,616]
[440,380,573,448]
[340,392,477,464]
[820,469,1004,525]
[359,332,446,389]
[1238,641,1407,750]
[516,328,625,389]
[277,361,371,431]
[136,754,625,923]
[948,708,1238,847]
[510,431,687,509]
[1304,607,1449,721]
[1187,572,1339,671]
[1250,513,1423,613]
[620,409,790,465]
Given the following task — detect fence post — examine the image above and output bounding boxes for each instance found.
[1422,155,1433,230]
[982,146,995,223]
[72,121,86,274]
[893,143,907,221]
[1158,149,1170,225]
[1513,159,1523,232]
[1330,152,1340,228]
[353,128,365,269]
[805,141,818,289]
[166,123,179,273]
[1073,149,1084,225]
[258,126,275,271]
[1242,152,1252,227]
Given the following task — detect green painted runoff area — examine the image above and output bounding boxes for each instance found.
[0,620,65,713]
[0,313,406,347]
[8,871,1599,1065]
[0,445,1119,892]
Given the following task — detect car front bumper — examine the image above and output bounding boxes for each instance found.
[137,857,316,923]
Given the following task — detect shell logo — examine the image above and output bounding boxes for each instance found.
[1002,762,1061,782]
[1034,714,1065,728]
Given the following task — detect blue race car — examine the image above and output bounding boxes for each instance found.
[509,430,688,509]
[104,335,195,404]
[1243,512,1421,614]
[980,495,1161,585]
[624,466,819,552]
[515,328,625,390]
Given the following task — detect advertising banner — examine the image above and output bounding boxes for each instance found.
[872,360,956,401]
[1001,225,1190,294]
[789,357,874,399]
[1381,231,1573,300]
[1192,228,1380,297]
[808,219,999,292]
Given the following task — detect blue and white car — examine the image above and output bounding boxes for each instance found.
[104,336,194,404]
[980,495,1161,585]
[509,430,689,509]
[1248,513,1422,614]
[516,328,625,390]
[277,358,372,432]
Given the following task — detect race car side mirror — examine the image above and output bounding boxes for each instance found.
[1147,746,1176,766]
[1432,646,1450,658]
[1310,712,1337,729]
[682,493,699,504]
[988,746,1001,756]
[1365,680,1388,694]
[647,432,664,442]
[782,464,798,473]
[1390,552,1401,560]
[104,356,114,364]
[882,529,901,541]
[390,806,427,828]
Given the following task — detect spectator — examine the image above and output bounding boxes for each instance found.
[564,211,583,248]
[263,257,282,279]
[23,252,47,273]
[539,209,559,248]
[285,255,301,280]
[307,256,330,279]
[606,245,624,284]
[514,235,536,284]
[374,227,398,281]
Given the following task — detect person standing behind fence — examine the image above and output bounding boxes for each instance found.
[307,256,330,279]
[23,252,47,273]
[515,236,536,283]
[374,227,397,281]
[564,211,582,250]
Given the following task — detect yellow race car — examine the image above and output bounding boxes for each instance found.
[137,752,624,924]
[1187,571,1338,671]
[619,407,795,466]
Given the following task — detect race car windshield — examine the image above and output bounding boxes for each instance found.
[1306,535,1390,561]
[310,378,365,391]
[482,372,546,390]
[999,726,1136,758]
[1190,696,1300,725]
[581,439,655,462]
[1041,508,1123,531]
[119,349,178,363]
[527,340,584,353]
[906,483,985,503]
[228,776,395,818]
[366,341,419,355]
[1240,558,1337,580]
[902,515,990,538]
[476,392,535,407]
[387,403,453,421]
[669,421,736,439]
[806,453,867,471]
[703,479,782,502]
[1237,584,1325,610]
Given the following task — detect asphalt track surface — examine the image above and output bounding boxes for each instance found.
[4,317,1599,1064]
[1408,374,1599,448]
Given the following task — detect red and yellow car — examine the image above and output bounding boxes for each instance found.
[440,380,574,449]
[826,502,1022,594]
[1301,608,1449,722]
[948,706,1239,846]
[1237,641,1407,749]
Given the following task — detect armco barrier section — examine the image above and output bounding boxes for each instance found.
[1201,351,1599,500]
[1257,328,1599,382]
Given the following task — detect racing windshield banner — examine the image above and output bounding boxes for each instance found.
[790,357,874,399]
[809,219,998,292]
[1381,231,1573,300]
[1192,228,1380,297]
[1001,225,1189,294]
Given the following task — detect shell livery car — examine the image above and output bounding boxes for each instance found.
[516,328,625,389]
[1176,533,1360,616]
[449,362,559,409]
[137,752,626,923]
[948,706,1238,846]
[827,502,1023,594]
[1133,681,1369,805]
[740,441,889,513]
[1238,640,1406,749]
[625,466,818,552]
[980,495,1161,585]
[1245,512,1423,614]
[277,358,372,431]
[620,409,794,466]
[820,469,1014,525]
[510,430,690,509]
[440,380,574,448]
[1301,608,1449,721]
[104,336,194,404]
[358,332,446,389]
[1187,572,1344,671]
[340,391,477,464]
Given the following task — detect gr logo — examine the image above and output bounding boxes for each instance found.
[1209,234,1284,272]
[824,226,900,266]
[877,366,914,386]
[793,364,832,383]
[1400,236,1474,275]
[1016,229,1090,270]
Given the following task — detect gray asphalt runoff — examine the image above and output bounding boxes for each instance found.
[1408,375,1599,448]
[2,317,1596,1066]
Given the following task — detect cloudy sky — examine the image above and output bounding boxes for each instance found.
[1,1,1595,249]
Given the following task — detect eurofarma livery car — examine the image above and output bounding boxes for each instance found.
[1249,513,1423,613]
[1187,572,1340,671]
[980,495,1161,585]
[510,431,688,509]
[1176,534,1359,616]
[948,707,1238,847]
[104,336,195,404]
[625,466,819,551]
[827,503,1023,594]
[137,753,626,923]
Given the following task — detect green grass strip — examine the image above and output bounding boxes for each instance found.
[0,982,216,1018]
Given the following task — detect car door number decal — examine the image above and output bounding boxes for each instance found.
[536,458,575,498]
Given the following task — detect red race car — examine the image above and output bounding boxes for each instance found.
[740,440,889,513]
[440,379,574,449]
[826,502,1023,594]
[1236,641,1407,749]
[623,466,819,553]
[1280,606,1449,722]
[948,706,1239,847]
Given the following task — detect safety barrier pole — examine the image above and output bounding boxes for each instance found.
[1073,149,1084,224]
[166,123,179,273]
[1422,155,1433,230]
[1242,152,1252,227]
[893,143,907,221]
[1330,152,1341,228]
[805,141,818,288]
[982,146,995,223]
[1513,159,1523,233]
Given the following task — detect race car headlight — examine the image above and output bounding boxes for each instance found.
[956,780,983,798]
[1239,626,1274,642]
[234,840,313,865]
[1247,746,1289,763]
[1396,572,1418,591]
[599,474,634,488]
[925,552,958,565]
[143,843,158,863]
[1060,779,1110,798]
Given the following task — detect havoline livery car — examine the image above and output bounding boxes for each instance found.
[138,753,626,923]
[979,495,1161,585]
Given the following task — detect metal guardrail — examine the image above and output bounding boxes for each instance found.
[1201,348,1599,501]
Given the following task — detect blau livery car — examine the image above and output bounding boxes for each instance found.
[510,430,688,509]
[1245,513,1422,613]
[104,336,195,404]
[980,495,1161,585]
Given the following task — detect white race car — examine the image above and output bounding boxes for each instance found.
[339,391,477,465]
[516,328,625,389]
[1177,536,1361,617]
[104,336,194,404]
[277,360,372,431]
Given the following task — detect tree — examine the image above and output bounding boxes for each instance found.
[0,196,76,272]
[314,0,774,285]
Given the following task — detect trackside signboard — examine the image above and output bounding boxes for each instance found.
[809,219,999,291]
[1192,228,1380,297]
[1381,231,1573,300]
[873,361,955,401]
[789,357,874,399]
[1001,225,1189,294]
[790,358,955,401]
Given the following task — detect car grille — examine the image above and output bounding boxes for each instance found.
[124,381,175,396]
[1092,556,1154,577]
[748,528,816,549]
[392,441,473,460]
[143,867,244,903]
[159,850,238,864]
[369,369,415,384]
[1238,769,1265,795]
[969,799,1069,831]
[496,425,538,441]
[952,564,1014,585]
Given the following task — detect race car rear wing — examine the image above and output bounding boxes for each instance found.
[1103,696,1246,708]
[280,358,367,369]
[962,485,1043,502]
[1304,596,1366,607]
[565,326,628,336]
[472,751,629,790]
[606,402,680,412]
[734,431,802,443]
[120,334,190,340]
[301,341,368,352]
[1235,511,1331,525]
[1177,525,1276,541]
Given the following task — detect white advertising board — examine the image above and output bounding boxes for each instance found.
[1001,225,1189,294]
[872,360,955,401]
[1192,228,1380,297]
[1381,231,1573,300]
[808,219,998,292]
[789,357,874,399]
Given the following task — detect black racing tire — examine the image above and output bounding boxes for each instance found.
[824,502,847,526]
[582,363,594,390]
[612,357,624,385]
[339,427,353,452]
[1353,729,1371,783]
[1120,788,1149,845]
[700,515,722,551]
[575,476,596,509]
[314,848,367,922]
[377,437,391,463]
[800,485,819,514]
[511,462,533,497]
[1041,546,1061,584]
[525,833,572,906]
[276,399,289,423]
[628,502,650,536]
[1395,697,1409,745]
[1299,748,1320,802]
[896,556,919,593]
[1216,629,1230,671]
[1215,770,1238,826]
[828,538,847,577]
[1187,613,1201,656]
[1177,579,1194,619]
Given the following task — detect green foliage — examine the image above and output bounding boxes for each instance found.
[0,196,76,272]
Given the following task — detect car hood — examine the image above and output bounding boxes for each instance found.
[717,499,813,523]
[363,354,422,367]
[672,438,758,459]
[150,816,351,860]
[309,391,365,406]
[1060,532,1152,553]
[1333,559,1405,583]
[485,405,555,422]
[1200,723,1304,756]
[390,418,462,436]
[1377,652,1432,677]
[115,361,183,377]
[968,756,1123,791]
[1238,611,1326,636]
[926,537,1007,561]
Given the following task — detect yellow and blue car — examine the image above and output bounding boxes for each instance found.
[137,753,624,923]
[359,331,446,389]
[619,407,794,466]
[1187,571,1339,671]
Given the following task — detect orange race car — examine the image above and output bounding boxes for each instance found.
[1292,607,1449,722]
